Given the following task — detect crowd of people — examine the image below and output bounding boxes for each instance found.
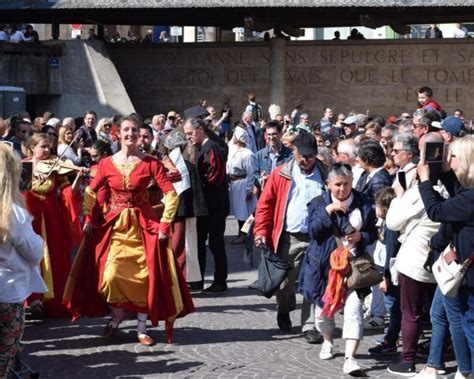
[0,24,39,43]
[0,86,473,378]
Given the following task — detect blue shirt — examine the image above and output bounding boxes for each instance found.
[285,162,324,233]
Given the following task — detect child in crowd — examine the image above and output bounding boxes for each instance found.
[368,187,402,355]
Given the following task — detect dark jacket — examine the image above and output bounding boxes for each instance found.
[298,190,377,306]
[176,160,208,218]
[356,168,393,204]
[418,170,474,288]
[195,139,229,215]
[252,144,293,189]
[425,27,443,39]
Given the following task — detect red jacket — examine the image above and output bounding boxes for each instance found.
[254,158,327,252]
[422,99,442,112]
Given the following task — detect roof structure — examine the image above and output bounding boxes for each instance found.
[1,0,474,28]
[3,0,474,8]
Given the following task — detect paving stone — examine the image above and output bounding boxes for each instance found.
[19,217,456,378]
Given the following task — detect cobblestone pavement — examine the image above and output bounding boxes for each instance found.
[19,217,456,378]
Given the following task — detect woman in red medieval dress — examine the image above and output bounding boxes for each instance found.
[65,115,195,346]
[23,133,84,318]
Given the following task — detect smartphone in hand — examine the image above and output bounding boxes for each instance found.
[398,171,407,191]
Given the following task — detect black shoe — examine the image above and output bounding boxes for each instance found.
[187,282,203,294]
[277,312,292,332]
[368,340,398,355]
[387,361,416,377]
[303,329,323,344]
[202,283,228,294]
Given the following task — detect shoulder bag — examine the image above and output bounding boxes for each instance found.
[331,222,382,290]
[433,247,474,297]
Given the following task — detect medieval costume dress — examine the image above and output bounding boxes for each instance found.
[24,171,82,317]
[65,155,195,342]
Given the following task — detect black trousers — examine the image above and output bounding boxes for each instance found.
[197,212,228,285]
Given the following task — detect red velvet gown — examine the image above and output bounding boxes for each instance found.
[24,172,82,317]
[64,156,195,342]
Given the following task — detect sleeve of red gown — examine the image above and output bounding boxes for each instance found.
[150,158,178,235]
[83,159,108,225]
[58,175,83,247]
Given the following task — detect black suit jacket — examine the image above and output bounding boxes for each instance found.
[356,168,393,203]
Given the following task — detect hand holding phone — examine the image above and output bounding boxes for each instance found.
[398,171,407,191]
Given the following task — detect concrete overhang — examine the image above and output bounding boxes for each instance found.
[1,1,474,29]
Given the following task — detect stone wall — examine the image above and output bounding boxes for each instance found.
[108,38,474,119]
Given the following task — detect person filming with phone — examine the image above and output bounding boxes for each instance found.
[417,135,474,378]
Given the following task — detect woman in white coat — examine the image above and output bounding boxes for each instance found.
[0,142,46,377]
[386,133,442,376]
[227,127,256,244]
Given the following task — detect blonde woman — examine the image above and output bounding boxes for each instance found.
[0,142,46,377]
[95,117,113,142]
[57,121,83,165]
[416,135,474,379]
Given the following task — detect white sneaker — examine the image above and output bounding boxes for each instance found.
[413,367,438,379]
[343,357,361,374]
[454,371,472,379]
[364,316,385,329]
[319,340,334,360]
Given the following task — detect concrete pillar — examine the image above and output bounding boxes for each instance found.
[269,36,286,112]
[97,25,105,40]
[52,23,59,40]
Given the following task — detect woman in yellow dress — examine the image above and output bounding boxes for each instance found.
[78,115,195,346]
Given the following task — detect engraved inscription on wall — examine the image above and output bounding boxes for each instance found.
[109,41,474,118]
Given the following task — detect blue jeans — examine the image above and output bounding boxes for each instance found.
[428,287,471,374]
[383,283,401,345]
[459,286,474,375]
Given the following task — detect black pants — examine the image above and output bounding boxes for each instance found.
[197,212,228,285]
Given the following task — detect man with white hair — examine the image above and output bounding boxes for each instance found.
[183,118,229,294]
[336,139,364,187]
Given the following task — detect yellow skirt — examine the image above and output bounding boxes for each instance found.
[101,208,149,309]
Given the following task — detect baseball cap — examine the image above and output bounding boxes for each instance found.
[441,116,465,136]
[294,132,318,155]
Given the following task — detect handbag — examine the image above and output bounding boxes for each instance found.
[256,246,293,299]
[432,247,474,297]
[331,222,382,290]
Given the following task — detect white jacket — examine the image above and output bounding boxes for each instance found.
[386,184,440,283]
[0,204,47,303]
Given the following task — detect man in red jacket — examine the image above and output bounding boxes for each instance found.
[254,132,327,343]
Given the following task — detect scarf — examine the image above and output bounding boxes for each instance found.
[321,246,350,318]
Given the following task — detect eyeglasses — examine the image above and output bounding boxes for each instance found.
[392,149,408,154]
[412,123,424,129]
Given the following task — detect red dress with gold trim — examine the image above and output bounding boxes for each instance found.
[65,155,195,342]
[24,172,82,317]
